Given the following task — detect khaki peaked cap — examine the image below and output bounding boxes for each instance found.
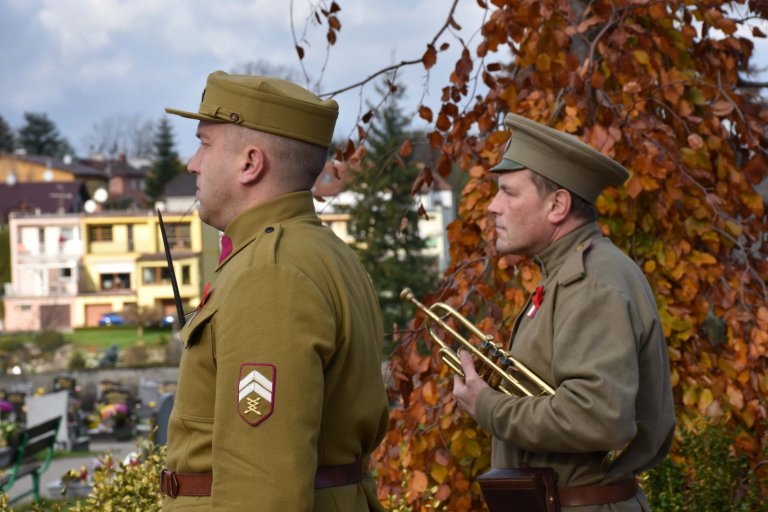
[491,113,629,203]
[166,71,338,148]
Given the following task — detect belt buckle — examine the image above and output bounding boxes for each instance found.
[162,469,180,498]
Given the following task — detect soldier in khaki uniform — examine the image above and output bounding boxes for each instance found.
[160,71,389,511]
[453,114,675,511]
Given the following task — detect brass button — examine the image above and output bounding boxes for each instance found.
[265,227,274,233]
[229,112,241,122]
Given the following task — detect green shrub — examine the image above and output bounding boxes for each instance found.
[68,350,87,370]
[33,331,67,354]
[644,422,768,511]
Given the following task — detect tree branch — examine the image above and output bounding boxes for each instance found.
[318,0,462,98]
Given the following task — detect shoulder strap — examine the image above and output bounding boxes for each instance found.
[557,238,593,287]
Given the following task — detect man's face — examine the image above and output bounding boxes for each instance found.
[187,122,239,230]
[487,170,555,257]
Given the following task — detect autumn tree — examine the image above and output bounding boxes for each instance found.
[18,112,74,157]
[337,80,439,345]
[145,117,184,205]
[299,0,768,509]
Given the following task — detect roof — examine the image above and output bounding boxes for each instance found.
[0,181,88,222]
[9,154,106,179]
[80,156,145,178]
[163,171,196,197]
[311,159,452,199]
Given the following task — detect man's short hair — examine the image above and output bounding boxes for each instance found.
[529,170,597,222]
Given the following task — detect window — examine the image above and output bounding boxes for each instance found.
[182,265,191,285]
[100,273,130,290]
[60,268,72,278]
[166,223,192,249]
[89,225,113,242]
[60,227,75,242]
[143,266,170,285]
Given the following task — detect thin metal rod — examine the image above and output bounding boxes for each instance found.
[157,209,186,328]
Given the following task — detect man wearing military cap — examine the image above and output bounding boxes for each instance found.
[160,70,389,511]
[453,113,675,511]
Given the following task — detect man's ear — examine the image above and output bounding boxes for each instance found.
[239,146,266,185]
[547,189,572,223]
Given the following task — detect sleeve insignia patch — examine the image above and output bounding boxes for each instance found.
[237,363,275,427]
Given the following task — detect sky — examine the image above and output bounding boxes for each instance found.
[1,0,766,161]
[0,0,489,159]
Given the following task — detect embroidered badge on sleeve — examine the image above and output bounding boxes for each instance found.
[237,363,276,426]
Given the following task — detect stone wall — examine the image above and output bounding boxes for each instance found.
[0,366,179,409]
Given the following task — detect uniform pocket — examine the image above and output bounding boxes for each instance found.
[180,307,217,348]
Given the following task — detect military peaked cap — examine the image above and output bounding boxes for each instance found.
[166,71,339,148]
[491,113,629,203]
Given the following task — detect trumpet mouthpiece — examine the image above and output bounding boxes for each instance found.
[400,287,415,300]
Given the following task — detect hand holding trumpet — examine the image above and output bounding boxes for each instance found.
[453,350,489,418]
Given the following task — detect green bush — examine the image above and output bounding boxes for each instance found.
[33,331,67,354]
[645,422,768,511]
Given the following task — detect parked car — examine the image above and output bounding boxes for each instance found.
[161,314,175,328]
[98,312,125,326]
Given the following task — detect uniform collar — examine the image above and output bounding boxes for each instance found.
[220,190,317,262]
[533,222,601,278]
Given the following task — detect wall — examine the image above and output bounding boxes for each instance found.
[0,366,179,406]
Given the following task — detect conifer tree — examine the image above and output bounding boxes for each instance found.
[18,112,73,157]
[0,115,14,153]
[145,117,184,204]
[340,82,439,346]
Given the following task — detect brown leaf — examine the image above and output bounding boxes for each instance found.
[295,45,305,60]
[327,28,337,45]
[328,15,341,31]
[329,1,341,13]
[399,216,409,232]
[422,44,437,70]
[428,130,443,149]
[687,133,704,149]
[440,42,450,51]
[418,105,433,123]
[362,110,373,124]
[711,100,734,117]
[400,139,413,158]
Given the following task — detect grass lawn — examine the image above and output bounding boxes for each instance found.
[0,327,173,352]
[66,327,172,350]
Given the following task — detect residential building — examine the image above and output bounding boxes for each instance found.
[312,160,455,271]
[2,214,82,331]
[0,152,107,196]
[0,181,88,223]
[2,209,207,331]
[79,154,147,209]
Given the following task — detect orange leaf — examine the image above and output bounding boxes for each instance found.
[409,470,428,493]
[422,44,437,70]
[687,133,704,149]
[418,106,433,123]
[400,139,413,158]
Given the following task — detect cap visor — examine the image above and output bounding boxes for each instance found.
[490,158,526,173]
[164,107,223,124]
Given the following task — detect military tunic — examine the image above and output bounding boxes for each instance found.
[163,191,389,511]
[475,223,675,511]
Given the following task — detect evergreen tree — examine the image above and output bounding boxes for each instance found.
[145,117,184,204]
[0,115,14,153]
[340,82,439,346]
[18,112,73,157]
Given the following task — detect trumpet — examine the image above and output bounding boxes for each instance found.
[400,288,555,398]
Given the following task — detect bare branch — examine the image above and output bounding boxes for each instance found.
[319,0,462,98]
